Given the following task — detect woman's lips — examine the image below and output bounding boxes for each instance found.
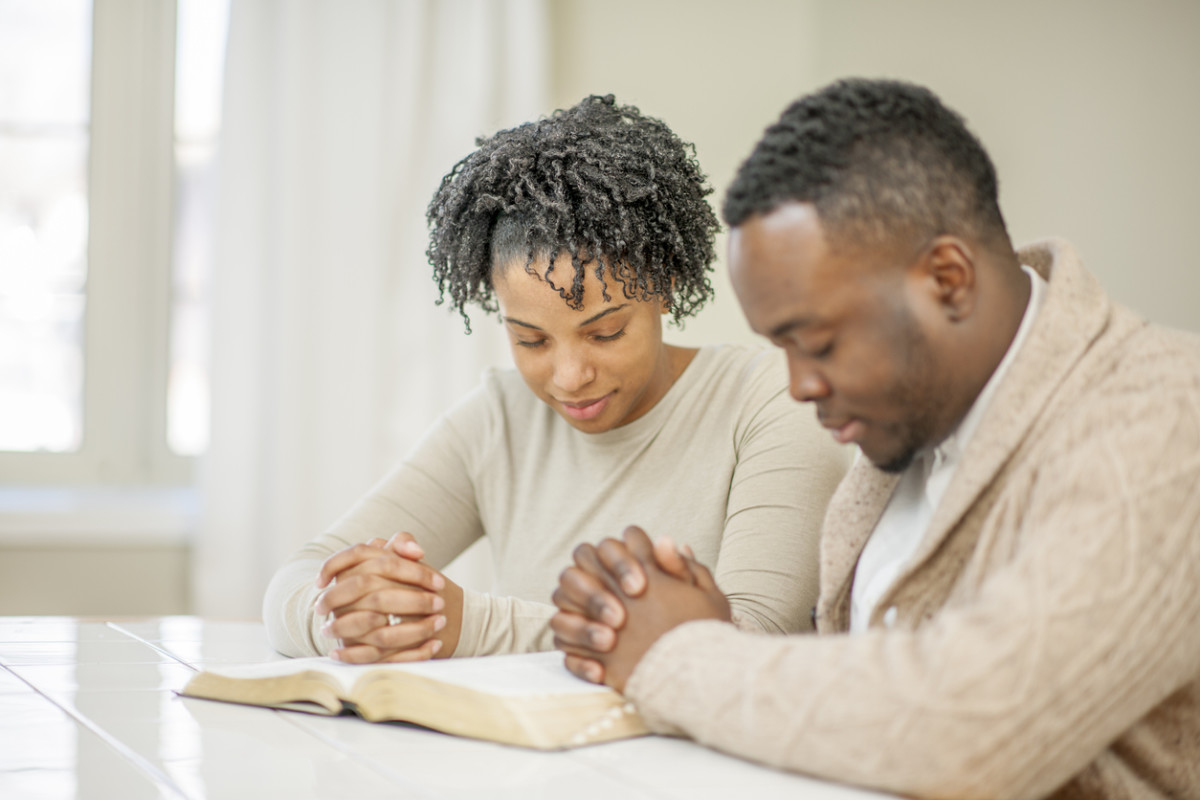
[560,394,612,421]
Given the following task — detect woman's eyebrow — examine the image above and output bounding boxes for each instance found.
[503,304,631,332]
[502,316,541,331]
[578,304,629,327]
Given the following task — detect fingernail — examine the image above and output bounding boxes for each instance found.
[433,615,446,632]
[330,650,342,662]
[431,639,443,655]
[432,574,445,590]
[588,626,614,650]
[403,541,425,557]
[431,595,445,612]
[586,664,602,683]
[602,605,621,627]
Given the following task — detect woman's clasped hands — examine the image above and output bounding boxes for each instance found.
[314,532,463,663]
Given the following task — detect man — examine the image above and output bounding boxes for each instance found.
[550,78,1200,799]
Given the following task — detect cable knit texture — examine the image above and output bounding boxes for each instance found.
[626,239,1200,799]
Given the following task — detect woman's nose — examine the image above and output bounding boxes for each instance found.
[553,346,596,393]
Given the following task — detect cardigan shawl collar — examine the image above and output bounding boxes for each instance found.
[816,238,1112,632]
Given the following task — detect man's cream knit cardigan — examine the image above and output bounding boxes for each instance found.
[626,240,1200,799]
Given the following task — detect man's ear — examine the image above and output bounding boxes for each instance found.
[922,236,977,322]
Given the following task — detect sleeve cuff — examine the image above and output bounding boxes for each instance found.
[624,619,740,735]
[454,587,488,658]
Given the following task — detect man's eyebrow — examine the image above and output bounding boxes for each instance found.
[502,304,630,332]
[768,315,819,339]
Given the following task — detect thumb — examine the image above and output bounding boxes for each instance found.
[653,537,695,584]
[387,531,425,560]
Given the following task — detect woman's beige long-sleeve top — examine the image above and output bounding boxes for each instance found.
[264,344,850,658]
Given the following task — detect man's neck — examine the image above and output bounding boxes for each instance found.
[939,257,1032,445]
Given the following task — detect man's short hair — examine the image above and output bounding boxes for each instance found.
[723,78,1010,255]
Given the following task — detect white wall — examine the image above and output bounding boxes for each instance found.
[551,0,1200,342]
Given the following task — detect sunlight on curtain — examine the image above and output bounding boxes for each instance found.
[195,0,547,617]
[168,0,231,456]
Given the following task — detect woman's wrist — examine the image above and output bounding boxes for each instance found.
[431,575,464,658]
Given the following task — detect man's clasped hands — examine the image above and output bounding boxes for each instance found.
[314,526,730,692]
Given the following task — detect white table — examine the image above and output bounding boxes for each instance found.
[0,617,894,799]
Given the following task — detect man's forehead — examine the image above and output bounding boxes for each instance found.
[730,206,830,280]
[748,201,825,238]
[728,205,860,335]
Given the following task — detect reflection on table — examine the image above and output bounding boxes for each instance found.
[0,617,894,799]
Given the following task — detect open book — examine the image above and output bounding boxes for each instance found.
[180,651,648,750]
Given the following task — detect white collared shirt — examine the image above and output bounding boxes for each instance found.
[849,264,1047,633]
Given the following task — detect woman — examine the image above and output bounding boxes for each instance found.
[263,95,848,662]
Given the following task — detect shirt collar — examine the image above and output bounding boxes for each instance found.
[925,263,1047,506]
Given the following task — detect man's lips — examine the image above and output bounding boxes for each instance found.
[822,417,865,445]
[559,393,612,421]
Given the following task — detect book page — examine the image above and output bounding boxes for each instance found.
[361,651,607,697]
[198,651,604,698]
[199,655,364,694]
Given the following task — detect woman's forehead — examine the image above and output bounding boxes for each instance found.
[494,257,656,319]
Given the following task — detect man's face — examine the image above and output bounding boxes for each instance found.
[728,202,952,473]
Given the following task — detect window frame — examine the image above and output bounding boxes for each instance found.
[0,0,190,487]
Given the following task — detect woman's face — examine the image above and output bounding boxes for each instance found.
[493,254,674,434]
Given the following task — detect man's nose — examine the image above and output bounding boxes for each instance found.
[788,359,830,403]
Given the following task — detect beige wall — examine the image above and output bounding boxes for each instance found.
[550,0,1200,341]
[0,545,189,616]
[11,1,1198,616]
[550,0,823,348]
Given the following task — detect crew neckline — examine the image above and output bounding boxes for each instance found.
[574,345,715,447]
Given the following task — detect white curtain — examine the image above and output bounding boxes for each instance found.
[194,0,547,618]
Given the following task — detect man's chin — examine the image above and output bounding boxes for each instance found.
[867,447,919,475]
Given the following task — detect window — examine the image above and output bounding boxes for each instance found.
[0,0,91,457]
[0,0,226,488]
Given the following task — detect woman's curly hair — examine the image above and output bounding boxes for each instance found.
[426,95,718,332]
